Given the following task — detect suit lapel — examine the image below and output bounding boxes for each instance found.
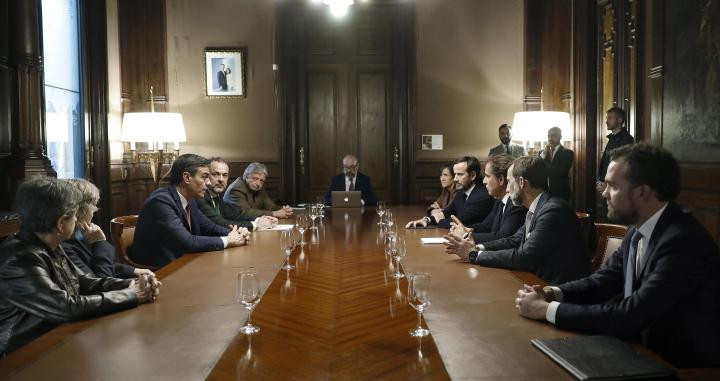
[528,193,549,234]
[635,203,677,280]
[169,187,192,232]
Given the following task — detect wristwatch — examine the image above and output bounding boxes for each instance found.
[468,250,478,263]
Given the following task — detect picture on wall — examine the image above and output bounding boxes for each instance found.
[421,134,443,150]
[204,48,246,98]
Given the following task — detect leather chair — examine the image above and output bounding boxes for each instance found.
[110,215,157,270]
[592,223,628,271]
[575,212,592,255]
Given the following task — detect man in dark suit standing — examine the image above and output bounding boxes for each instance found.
[541,127,573,201]
[488,124,526,158]
[323,154,379,206]
[448,154,527,243]
[129,154,249,268]
[515,144,720,367]
[406,156,495,229]
[445,156,590,284]
[597,107,634,218]
[217,64,228,90]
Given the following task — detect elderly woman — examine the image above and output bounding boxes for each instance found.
[0,178,159,356]
[61,178,153,279]
[223,162,293,218]
[427,163,457,212]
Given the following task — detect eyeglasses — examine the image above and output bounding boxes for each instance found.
[343,165,357,170]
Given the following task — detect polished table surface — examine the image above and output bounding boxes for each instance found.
[1,207,716,380]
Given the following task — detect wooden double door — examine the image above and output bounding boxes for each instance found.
[277,2,414,204]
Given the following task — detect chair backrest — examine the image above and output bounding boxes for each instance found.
[592,223,628,271]
[575,211,592,254]
[110,215,154,270]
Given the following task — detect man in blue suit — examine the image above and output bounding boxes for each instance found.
[129,154,249,268]
[323,154,379,206]
[515,144,720,367]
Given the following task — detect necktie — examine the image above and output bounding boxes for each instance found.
[184,204,192,229]
[495,201,505,229]
[623,231,643,298]
[348,178,355,191]
[524,210,534,238]
[505,144,510,154]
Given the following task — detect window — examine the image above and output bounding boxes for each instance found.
[42,0,84,178]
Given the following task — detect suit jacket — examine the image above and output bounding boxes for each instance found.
[598,128,634,181]
[61,231,135,279]
[323,172,379,206]
[217,70,227,90]
[224,178,280,218]
[129,186,230,268]
[433,184,494,228]
[467,198,527,243]
[478,192,590,284]
[489,142,526,158]
[555,202,720,367]
[0,230,136,355]
[198,190,254,229]
[541,145,574,201]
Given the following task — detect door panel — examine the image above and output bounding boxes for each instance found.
[307,70,339,194]
[357,71,388,192]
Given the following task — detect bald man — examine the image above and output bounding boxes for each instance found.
[323,154,379,206]
[540,127,574,201]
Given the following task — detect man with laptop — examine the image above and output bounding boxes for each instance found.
[323,154,378,207]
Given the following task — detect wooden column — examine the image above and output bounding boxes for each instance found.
[0,0,56,210]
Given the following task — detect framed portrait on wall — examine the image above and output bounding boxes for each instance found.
[204,48,246,98]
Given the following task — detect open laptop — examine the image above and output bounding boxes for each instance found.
[331,191,363,208]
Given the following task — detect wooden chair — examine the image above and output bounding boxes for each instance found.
[592,223,628,271]
[575,211,592,255]
[110,215,157,270]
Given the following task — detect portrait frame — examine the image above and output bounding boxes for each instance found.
[204,47,247,98]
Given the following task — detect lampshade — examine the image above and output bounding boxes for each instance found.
[120,112,186,143]
[511,111,573,143]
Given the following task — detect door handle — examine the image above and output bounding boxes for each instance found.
[299,146,305,174]
[393,146,399,166]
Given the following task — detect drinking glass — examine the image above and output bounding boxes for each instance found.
[308,205,319,230]
[280,230,296,270]
[237,269,261,335]
[295,215,309,246]
[376,201,386,225]
[391,236,406,279]
[407,273,431,337]
[383,209,394,233]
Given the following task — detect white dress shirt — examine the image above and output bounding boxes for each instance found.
[176,188,228,248]
[545,202,669,323]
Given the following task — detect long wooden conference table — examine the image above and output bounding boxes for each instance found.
[0,206,716,380]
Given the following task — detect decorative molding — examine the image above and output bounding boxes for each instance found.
[648,65,663,78]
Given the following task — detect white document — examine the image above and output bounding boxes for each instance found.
[420,237,448,244]
[263,224,294,231]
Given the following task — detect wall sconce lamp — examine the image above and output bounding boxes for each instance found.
[120,88,186,185]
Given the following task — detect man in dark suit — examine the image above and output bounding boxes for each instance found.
[445,156,590,284]
[488,124,527,158]
[515,144,720,367]
[323,154,379,206]
[406,156,495,229]
[198,158,277,230]
[447,154,527,244]
[217,64,228,90]
[541,127,573,201]
[129,154,249,268]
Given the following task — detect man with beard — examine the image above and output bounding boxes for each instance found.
[488,124,526,158]
[597,108,634,217]
[444,156,590,284]
[197,158,277,231]
[515,144,720,368]
[406,156,494,229]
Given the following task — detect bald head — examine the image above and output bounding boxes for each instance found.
[342,154,359,177]
[548,127,562,147]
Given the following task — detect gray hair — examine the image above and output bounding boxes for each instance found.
[66,178,100,222]
[16,177,82,233]
[243,162,268,180]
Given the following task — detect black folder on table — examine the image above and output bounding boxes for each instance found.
[531,336,675,380]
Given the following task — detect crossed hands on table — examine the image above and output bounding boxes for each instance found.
[131,271,162,304]
[515,284,555,320]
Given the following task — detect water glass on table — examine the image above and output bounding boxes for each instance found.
[407,273,431,337]
[280,230,296,270]
[237,269,262,335]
